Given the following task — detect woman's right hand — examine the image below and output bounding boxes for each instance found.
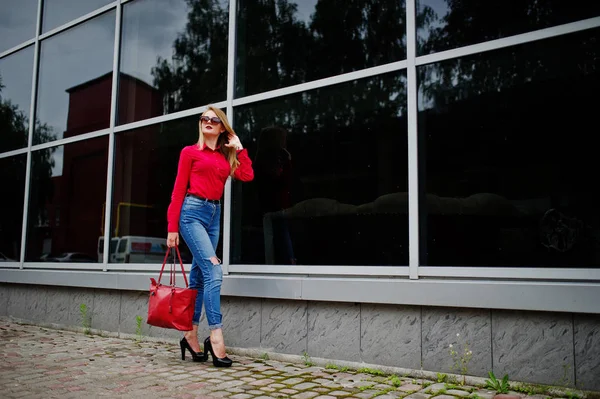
[167,232,179,248]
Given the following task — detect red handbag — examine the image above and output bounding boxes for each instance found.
[147,246,197,331]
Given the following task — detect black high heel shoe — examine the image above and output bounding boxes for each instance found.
[180,337,208,362]
[204,337,232,367]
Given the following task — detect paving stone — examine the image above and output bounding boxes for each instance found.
[0,318,584,399]
[404,393,432,399]
[282,378,307,385]
[294,382,320,390]
[229,395,252,399]
[446,389,471,397]
[292,392,320,399]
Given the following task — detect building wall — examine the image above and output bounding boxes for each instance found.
[1,282,598,391]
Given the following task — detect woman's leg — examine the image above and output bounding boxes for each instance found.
[183,257,203,352]
[180,202,224,334]
[204,206,228,358]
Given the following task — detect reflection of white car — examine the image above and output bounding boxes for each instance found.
[47,252,96,263]
[0,252,17,262]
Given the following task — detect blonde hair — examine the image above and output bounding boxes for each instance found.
[197,105,240,175]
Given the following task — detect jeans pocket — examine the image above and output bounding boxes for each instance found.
[183,197,207,211]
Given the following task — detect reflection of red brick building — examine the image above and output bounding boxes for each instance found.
[37,72,163,259]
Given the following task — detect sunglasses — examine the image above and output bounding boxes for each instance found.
[200,115,222,124]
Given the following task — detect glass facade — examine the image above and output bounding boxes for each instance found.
[0,0,598,276]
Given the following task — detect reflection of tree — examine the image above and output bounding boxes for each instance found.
[416,1,600,266]
[419,0,600,106]
[0,75,56,257]
[236,0,312,96]
[420,0,600,56]
[151,0,228,113]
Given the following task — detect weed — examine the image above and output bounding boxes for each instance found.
[449,333,473,385]
[358,367,385,376]
[302,351,314,367]
[79,303,91,335]
[373,387,395,397]
[485,371,510,394]
[565,391,580,399]
[135,315,144,342]
[260,352,270,361]
[359,384,375,391]
[437,373,448,383]
[388,375,403,387]
[325,363,339,370]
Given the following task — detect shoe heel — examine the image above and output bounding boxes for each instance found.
[180,340,186,360]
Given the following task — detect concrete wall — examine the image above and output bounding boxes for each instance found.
[1,282,598,391]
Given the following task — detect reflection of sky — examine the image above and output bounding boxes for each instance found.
[36,11,115,141]
[42,0,115,33]
[0,0,38,53]
[417,0,448,40]
[0,46,34,120]
[293,0,318,24]
[120,0,189,86]
[51,146,64,177]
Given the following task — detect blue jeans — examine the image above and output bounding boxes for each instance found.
[179,195,223,330]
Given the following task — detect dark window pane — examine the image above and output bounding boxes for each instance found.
[42,0,115,33]
[110,117,200,263]
[118,0,228,125]
[0,47,34,152]
[0,0,38,53]
[35,11,115,145]
[418,28,600,267]
[0,155,27,261]
[26,137,109,262]
[417,0,600,55]
[233,71,408,265]
[236,0,406,97]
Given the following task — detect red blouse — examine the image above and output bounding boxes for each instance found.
[167,145,254,232]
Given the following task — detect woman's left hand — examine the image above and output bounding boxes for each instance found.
[225,134,243,151]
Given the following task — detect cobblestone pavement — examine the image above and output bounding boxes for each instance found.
[0,319,590,399]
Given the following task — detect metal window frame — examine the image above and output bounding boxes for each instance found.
[0,1,599,295]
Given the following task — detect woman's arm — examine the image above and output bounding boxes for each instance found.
[233,148,254,182]
[166,147,192,232]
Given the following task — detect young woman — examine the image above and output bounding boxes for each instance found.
[166,106,254,367]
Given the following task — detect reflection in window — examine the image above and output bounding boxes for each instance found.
[25,137,109,262]
[0,0,38,53]
[34,11,115,145]
[417,0,600,55]
[118,0,228,125]
[236,0,407,97]
[110,117,199,263]
[42,0,115,33]
[0,46,34,152]
[418,28,600,267]
[233,71,408,265]
[0,155,27,261]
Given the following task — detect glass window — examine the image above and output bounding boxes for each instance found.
[0,46,34,152]
[232,71,408,266]
[118,0,228,125]
[42,0,115,33]
[236,0,407,97]
[25,137,109,262]
[417,0,600,56]
[418,28,600,267]
[0,0,38,53]
[0,154,27,262]
[110,117,199,263]
[34,11,115,145]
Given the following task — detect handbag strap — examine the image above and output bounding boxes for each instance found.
[157,246,189,288]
